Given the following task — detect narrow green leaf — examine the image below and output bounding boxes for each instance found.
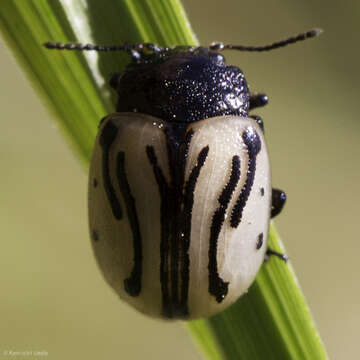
[0,0,106,165]
[187,319,223,360]
[0,1,327,359]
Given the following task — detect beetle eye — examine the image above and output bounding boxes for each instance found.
[211,53,225,66]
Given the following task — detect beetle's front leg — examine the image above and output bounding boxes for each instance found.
[249,93,268,110]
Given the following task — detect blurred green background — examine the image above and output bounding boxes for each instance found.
[1,0,359,359]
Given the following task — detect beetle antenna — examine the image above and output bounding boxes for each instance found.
[43,42,163,60]
[209,28,323,52]
[44,42,123,51]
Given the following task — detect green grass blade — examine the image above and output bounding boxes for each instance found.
[0,1,327,359]
[0,0,107,165]
[187,319,223,360]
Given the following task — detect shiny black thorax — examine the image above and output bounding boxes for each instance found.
[111,47,250,123]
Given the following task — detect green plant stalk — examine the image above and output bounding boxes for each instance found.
[0,1,327,359]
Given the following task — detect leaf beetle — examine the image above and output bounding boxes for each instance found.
[45,29,321,319]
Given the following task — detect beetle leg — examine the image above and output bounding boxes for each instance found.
[266,189,288,262]
[249,93,268,110]
[265,248,288,262]
[249,115,264,133]
[271,188,286,218]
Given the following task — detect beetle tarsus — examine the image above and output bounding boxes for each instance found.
[265,248,288,262]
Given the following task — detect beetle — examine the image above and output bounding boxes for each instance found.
[44,29,321,320]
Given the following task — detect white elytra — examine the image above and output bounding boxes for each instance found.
[88,113,271,320]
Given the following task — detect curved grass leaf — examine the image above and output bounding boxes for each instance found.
[0,1,327,359]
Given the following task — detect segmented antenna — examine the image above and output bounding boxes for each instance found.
[43,42,162,59]
[43,28,322,57]
[209,29,323,52]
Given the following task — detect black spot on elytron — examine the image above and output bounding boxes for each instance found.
[92,229,99,242]
[146,128,208,318]
[99,120,122,220]
[231,128,261,228]
[256,233,264,250]
[93,178,98,188]
[116,152,142,297]
[209,155,241,303]
[260,187,264,196]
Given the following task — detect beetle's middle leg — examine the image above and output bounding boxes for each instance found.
[271,188,286,218]
[265,188,288,262]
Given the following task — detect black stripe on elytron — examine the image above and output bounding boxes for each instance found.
[165,128,194,316]
[209,155,241,303]
[99,120,123,220]
[180,145,209,312]
[116,152,142,297]
[145,145,172,317]
[146,130,208,318]
[230,128,262,228]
